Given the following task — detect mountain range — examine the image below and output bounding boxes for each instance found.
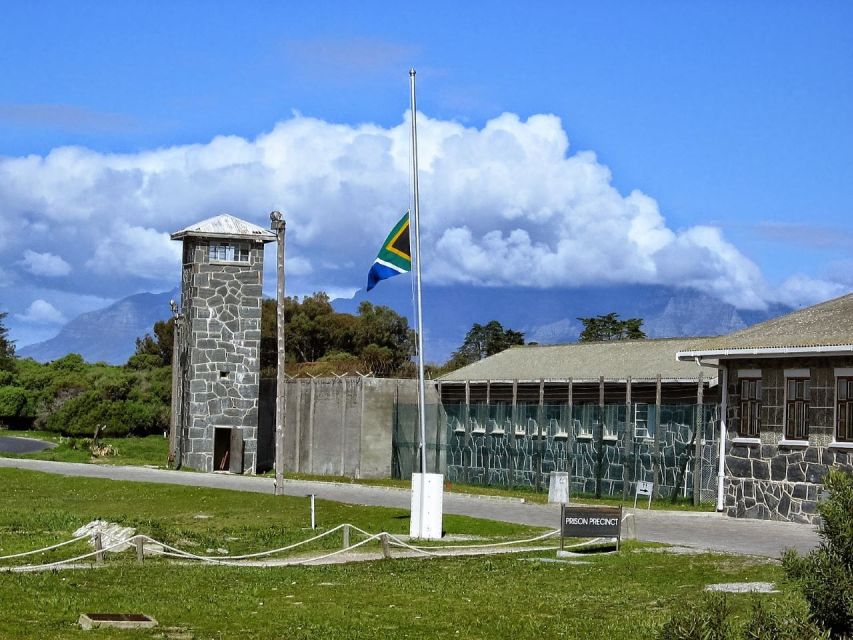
[18,282,792,365]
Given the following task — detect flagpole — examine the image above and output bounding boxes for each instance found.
[409,68,429,538]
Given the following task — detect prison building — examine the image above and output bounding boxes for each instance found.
[170,214,276,474]
[437,338,720,501]
[678,292,853,523]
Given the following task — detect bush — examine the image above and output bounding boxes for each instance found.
[659,593,828,640]
[43,391,167,437]
[0,386,28,416]
[783,468,853,638]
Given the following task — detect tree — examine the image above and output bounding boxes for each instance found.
[446,320,525,370]
[577,313,646,342]
[132,318,175,366]
[0,312,15,372]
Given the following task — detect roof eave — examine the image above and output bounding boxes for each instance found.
[676,344,853,361]
[170,230,277,242]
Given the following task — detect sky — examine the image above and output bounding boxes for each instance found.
[0,1,851,347]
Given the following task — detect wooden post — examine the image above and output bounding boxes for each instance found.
[135,536,144,564]
[94,533,104,565]
[461,381,470,482]
[380,533,391,559]
[510,379,518,487]
[435,380,443,473]
[567,378,573,495]
[536,379,544,492]
[622,377,632,501]
[342,524,350,550]
[168,301,182,467]
[271,212,287,495]
[652,374,662,499]
[596,376,605,498]
[693,373,704,506]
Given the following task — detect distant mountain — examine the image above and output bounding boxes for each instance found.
[335,282,793,362]
[18,289,178,365]
[18,282,792,366]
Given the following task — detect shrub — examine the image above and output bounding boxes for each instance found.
[659,593,828,640]
[783,468,853,638]
[0,386,28,416]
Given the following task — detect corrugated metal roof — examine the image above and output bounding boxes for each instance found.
[677,293,853,357]
[439,337,716,383]
[171,214,277,242]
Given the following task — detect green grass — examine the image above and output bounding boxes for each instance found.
[0,430,168,467]
[0,469,800,639]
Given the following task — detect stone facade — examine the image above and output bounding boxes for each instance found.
[723,356,853,523]
[176,236,266,473]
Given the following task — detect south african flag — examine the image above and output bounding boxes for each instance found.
[366,211,411,291]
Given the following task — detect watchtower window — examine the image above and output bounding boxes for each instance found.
[208,242,250,263]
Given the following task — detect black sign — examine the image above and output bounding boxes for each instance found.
[560,505,622,539]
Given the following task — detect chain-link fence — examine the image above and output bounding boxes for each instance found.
[393,401,719,502]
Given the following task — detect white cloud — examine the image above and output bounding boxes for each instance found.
[20,250,71,276]
[0,110,836,310]
[16,299,66,325]
[85,224,181,281]
[775,275,850,308]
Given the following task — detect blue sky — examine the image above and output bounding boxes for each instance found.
[1,2,851,346]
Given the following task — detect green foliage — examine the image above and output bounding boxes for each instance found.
[0,386,28,416]
[260,294,415,377]
[43,390,166,437]
[659,593,828,640]
[783,468,853,638]
[133,318,175,366]
[0,312,14,372]
[578,312,646,342]
[446,320,525,370]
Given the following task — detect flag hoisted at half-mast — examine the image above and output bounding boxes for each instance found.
[366,211,411,291]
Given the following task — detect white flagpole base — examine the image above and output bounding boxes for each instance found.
[410,473,444,540]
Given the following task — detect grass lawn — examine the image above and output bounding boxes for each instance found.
[0,469,799,639]
[0,430,169,467]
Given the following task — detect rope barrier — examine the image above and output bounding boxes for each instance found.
[1,523,606,572]
[0,534,89,560]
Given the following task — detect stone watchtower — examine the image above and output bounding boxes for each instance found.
[170,214,276,473]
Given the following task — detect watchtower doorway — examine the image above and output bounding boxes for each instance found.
[214,427,244,473]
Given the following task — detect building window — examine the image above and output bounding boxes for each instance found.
[785,377,810,441]
[739,378,761,437]
[208,242,250,263]
[837,378,853,443]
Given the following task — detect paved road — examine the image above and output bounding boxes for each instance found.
[0,457,819,558]
[0,436,56,454]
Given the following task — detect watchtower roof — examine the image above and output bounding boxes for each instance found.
[171,214,277,242]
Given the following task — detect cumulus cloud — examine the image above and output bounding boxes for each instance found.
[20,250,71,277]
[0,110,838,314]
[16,299,66,325]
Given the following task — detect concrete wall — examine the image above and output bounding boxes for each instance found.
[723,356,853,523]
[258,377,441,479]
[177,237,265,473]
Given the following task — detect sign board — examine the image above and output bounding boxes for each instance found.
[560,505,622,545]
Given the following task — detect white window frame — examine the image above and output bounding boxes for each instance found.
[208,242,250,263]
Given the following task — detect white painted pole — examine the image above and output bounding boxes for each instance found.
[717,367,728,511]
[309,493,316,529]
[409,68,429,539]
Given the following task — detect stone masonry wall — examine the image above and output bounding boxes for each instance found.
[724,357,853,523]
[179,238,265,473]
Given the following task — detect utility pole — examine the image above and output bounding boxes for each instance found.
[271,211,287,496]
[168,299,183,468]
